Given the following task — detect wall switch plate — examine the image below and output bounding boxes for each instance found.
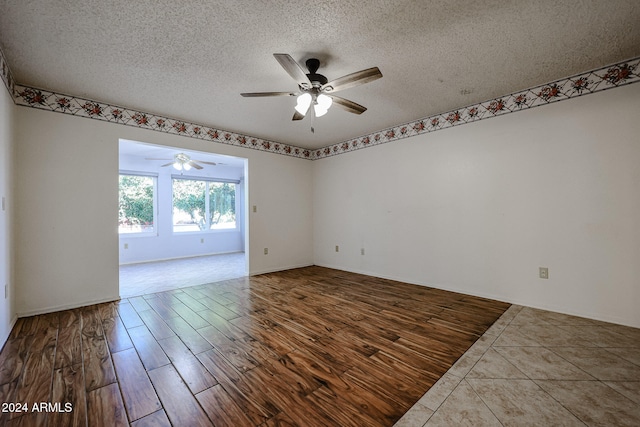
[1,197,5,211]
[539,267,549,279]
[264,248,268,255]
[200,238,204,243]
[361,248,365,255]
[4,284,7,299]
[252,205,257,213]
[335,245,339,252]
[124,243,128,249]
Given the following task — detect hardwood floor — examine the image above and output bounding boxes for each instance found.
[0,266,509,426]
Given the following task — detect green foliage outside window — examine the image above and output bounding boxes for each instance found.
[209,182,236,227]
[173,179,235,231]
[119,175,155,233]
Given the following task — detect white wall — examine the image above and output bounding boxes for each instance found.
[118,152,245,264]
[14,107,314,316]
[313,83,640,328]
[0,82,15,346]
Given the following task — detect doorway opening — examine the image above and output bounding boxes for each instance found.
[118,139,248,297]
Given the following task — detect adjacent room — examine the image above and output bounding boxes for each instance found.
[0,1,639,426]
[118,139,248,297]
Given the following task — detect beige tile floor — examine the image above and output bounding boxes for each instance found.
[395,305,640,427]
[119,252,247,297]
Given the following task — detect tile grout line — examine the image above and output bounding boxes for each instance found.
[398,304,523,426]
[448,306,523,426]
[453,306,524,414]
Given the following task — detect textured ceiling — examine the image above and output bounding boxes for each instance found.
[1,0,639,150]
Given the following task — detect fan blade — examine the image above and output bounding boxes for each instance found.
[241,91,295,97]
[330,95,367,114]
[274,54,312,89]
[145,157,172,161]
[160,162,174,167]
[195,160,217,166]
[188,161,203,170]
[321,67,382,93]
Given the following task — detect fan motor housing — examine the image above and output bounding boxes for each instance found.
[305,58,328,86]
[306,73,328,86]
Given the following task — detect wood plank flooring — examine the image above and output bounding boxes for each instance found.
[0,266,509,426]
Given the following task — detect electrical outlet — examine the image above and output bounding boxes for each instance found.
[1,196,5,211]
[361,248,365,255]
[253,205,257,213]
[539,267,549,279]
[4,284,7,299]
[264,248,268,255]
[124,243,128,249]
[335,245,339,252]
[200,238,204,243]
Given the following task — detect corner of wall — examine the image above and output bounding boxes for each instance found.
[0,45,16,348]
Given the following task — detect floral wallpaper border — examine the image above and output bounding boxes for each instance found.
[0,46,16,98]
[313,57,640,159]
[11,83,313,159]
[2,47,638,161]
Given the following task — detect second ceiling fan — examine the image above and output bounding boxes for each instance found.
[241,54,382,130]
[145,153,217,171]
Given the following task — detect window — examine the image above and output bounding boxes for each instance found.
[172,177,236,232]
[118,174,156,234]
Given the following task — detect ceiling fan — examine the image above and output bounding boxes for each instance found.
[241,53,382,131]
[145,153,217,171]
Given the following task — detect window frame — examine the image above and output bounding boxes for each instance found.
[118,171,158,236]
[171,175,239,234]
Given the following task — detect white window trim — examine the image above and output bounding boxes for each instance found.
[171,176,239,233]
[118,171,158,236]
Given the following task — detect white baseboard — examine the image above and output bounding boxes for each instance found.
[16,295,120,318]
[249,263,314,276]
[313,263,640,328]
[0,315,19,353]
[119,251,245,266]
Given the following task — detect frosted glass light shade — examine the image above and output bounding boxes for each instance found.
[314,94,333,117]
[295,93,312,115]
[317,94,332,109]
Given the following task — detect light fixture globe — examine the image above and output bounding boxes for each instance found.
[314,94,333,117]
[295,93,312,115]
[173,153,191,171]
